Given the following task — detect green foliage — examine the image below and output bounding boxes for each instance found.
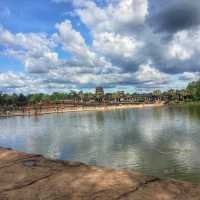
[187,79,200,100]
[28,94,44,104]
[0,93,28,106]
[50,92,66,102]
[0,79,199,107]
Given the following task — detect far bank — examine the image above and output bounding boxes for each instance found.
[0,102,165,118]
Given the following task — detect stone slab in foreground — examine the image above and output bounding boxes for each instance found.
[0,148,200,200]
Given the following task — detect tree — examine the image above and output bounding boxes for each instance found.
[17,94,28,106]
[187,79,200,100]
[50,92,65,102]
[28,94,44,104]
[41,94,51,103]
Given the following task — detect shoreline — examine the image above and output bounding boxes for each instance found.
[0,102,165,118]
[0,147,200,200]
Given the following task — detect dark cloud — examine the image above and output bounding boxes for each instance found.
[107,57,139,73]
[149,0,200,35]
[162,60,200,74]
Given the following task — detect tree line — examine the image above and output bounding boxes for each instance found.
[0,79,200,107]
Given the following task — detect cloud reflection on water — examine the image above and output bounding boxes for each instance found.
[0,105,200,182]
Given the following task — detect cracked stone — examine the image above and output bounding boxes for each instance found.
[0,148,200,200]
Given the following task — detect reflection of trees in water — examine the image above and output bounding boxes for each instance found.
[108,109,132,122]
[169,104,200,121]
[32,115,39,122]
[152,107,164,119]
[95,112,104,124]
[184,105,200,120]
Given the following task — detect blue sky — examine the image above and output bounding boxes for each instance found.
[0,0,199,93]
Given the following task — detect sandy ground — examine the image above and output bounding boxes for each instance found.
[0,103,164,118]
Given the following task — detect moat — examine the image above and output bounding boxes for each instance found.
[0,104,200,183]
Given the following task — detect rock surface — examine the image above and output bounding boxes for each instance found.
[0,148,200,200]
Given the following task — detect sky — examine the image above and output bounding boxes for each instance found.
[0,0,200,94]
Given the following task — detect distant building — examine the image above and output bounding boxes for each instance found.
[95,87,104,102]
[95,87,104,96]
[112,91,125,102]
[118,91,125,102]
[118,91,124,95]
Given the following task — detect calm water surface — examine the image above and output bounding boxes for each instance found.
[1,105,200,183]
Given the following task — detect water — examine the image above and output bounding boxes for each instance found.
[0,104,200,183]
